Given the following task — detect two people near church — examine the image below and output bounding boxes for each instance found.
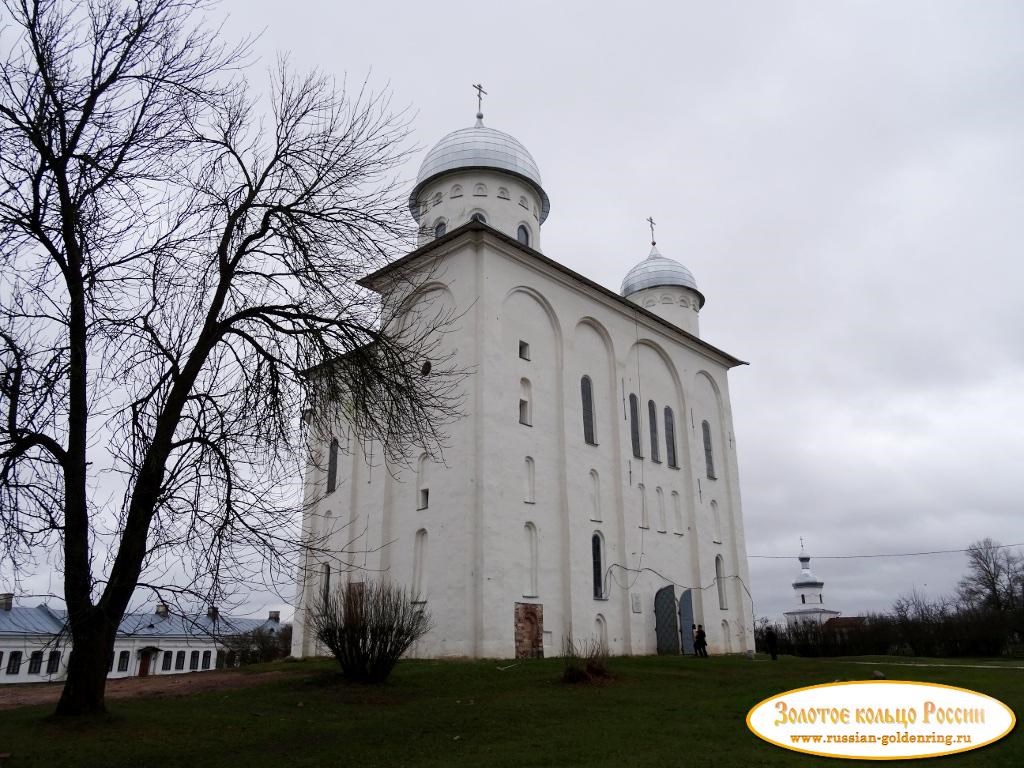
[693,624,708,657]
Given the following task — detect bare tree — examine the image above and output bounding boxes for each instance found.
[0,0,462,716]
[956,539,1023,613]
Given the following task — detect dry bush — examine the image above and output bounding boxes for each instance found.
[560,634,611,684]
[310,581,431,683]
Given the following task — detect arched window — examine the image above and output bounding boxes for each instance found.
[519,195,529,209]
[450,184,463,198]
[519,378,532,426]
[413,529,428,599]
[716,555,728,610]
[664,407,678,468]
[524,523,538,597]
[433,220,447,238]
[656,487,666,532]
[591,532,604,599]
[638,483,648,529]
[321,562,331,602]
[595,614,608,651]
[589,469,601,521]
[671,491,683,533]
[702,420,716,479]
[473,183,487,197]
[327,437,339,493]
[431,192,442,207]
[628,394,642,458]
[417,453,429,510]
[580,376,596,445]
[471,212,487,224]
[648,400,660,462]
[517,225,530,246]
[497,186,510,200]
[711,499,722,542]
[524,456,535,503]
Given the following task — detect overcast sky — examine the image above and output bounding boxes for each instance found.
[215,0,1024,622]
[12,1,1022,625]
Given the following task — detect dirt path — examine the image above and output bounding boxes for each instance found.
[0,668,289,711]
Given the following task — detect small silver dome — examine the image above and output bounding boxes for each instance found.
[409,114,550,222]
[621,245,704,307]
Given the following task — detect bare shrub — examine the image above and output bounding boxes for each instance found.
[310,581,431,683]
[560,634,611,684]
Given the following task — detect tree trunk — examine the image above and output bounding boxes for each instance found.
[54,611,117,717]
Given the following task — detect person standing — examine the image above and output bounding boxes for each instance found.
[765,626,778,661]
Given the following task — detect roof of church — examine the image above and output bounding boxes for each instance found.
[409,113,550,223]
[360,220,746,368]
[621,244,704,306]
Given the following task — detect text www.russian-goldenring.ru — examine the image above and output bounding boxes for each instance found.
[790,732,973,747]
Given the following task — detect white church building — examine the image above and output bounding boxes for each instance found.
[291,107,754,659]
[783,545,840,628]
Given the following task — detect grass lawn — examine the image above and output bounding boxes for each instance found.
[0,654,1020,767]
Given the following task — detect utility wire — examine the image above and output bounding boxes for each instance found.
[749,542,1024,560]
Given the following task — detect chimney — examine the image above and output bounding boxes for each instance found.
[155,602,169,617]
[0,593,12,611]
[268,610,280,623]
[207,605,219,621]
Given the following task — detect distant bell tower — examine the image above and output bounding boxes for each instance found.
[783,541,839,627]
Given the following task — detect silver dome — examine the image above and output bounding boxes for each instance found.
[409,114,550,223]
[621,245,704,307]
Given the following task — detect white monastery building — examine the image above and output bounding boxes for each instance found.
[783,546,840,628]
[291,106,755,659]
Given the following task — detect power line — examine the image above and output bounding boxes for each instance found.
[749,542,1024,560]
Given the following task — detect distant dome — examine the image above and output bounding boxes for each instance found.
[621,244,704,307]
[409,113,550,223]
[794,551,823,587]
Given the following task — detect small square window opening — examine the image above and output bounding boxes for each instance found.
[518,340,530,360]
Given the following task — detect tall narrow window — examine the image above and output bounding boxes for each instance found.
[417,454,429,510]
[6,651,21,674]
[629,394,642,458]
[327,437,339,493]
[175,650,185,670]
[672,491,683,533]
[702,420,716,479]
[202,650,211,670]
[118,650,130,672]
[664,407,678,468]
[190,650,200,670]
[581,376,597,445]
[524,523,538,597]
[28,651,42,674]
[656,487,666,532]
[716,555,728,610]
[47,650,61,674]
[162,651,172,671]
[413,529,428,599]
[712,500,722,542]
[321,562,331,602]
[589,469,601,521]
[434,220,447,238]
[638,483,649,529]
[519,340,530,360]
[591,532,604,599]
[524,457,536,503]
[648,400,660,462]
[519,378,532,426]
